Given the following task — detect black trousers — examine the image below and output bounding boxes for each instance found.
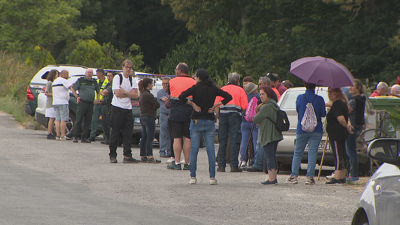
[73,101,94,138]
[101,104,111,141]
[109,106,133,158]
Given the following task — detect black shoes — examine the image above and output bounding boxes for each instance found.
[167,163,182,170]
[81,138,91,143]
[147,158,161,163]
[73,137,79,143]
[89,137,96,142]
[243,166,263,172]
[325,178,346,184]
[110,157,117,163]
[261,179,278,185]
[123,157,141,163]
[217,167,225,172]
[183,164,190,170]
[47,133,56,139]
[101,139,109,145]
[230,167,242,172]
[159,152,170,158]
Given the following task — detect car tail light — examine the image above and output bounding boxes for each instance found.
[27,86,35,101]
[41,87,46,93]
[131,100,140,106]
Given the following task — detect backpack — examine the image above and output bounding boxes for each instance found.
[118,74,133,86]
[300,95,317,132]
[267,104,290,132]
[244,96,258,122]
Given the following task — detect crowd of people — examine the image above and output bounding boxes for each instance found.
[44,59,391,185]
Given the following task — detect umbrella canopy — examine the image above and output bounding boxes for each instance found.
[290,56,354,88]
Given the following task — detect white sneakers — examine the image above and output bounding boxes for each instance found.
[188,177,218,185]
[189,177,197,184]
[166,157,174,164]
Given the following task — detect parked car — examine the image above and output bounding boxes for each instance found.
[351,138,400,225]
[275,86,383,175]
[32,65,174,143]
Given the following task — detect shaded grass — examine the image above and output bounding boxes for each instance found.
[0,52,39,127]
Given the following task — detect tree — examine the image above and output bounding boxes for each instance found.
[0,0,95,67]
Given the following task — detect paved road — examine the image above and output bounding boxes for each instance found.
[0,112,365,224]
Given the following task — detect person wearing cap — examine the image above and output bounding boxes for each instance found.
[239,82,260,167]
[89,68,109,141]
[267,73,287,95]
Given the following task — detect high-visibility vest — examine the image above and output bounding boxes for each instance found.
[95,78,109,100]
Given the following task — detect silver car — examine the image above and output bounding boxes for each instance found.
[275,87,378,175]
[351,138,400,225]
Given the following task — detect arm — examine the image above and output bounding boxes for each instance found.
[93,82,100,105]
[215,107,220,119]
[209,87,232,113]
[337,115,353,134]
[114,88,138,99]
[70,87,80,103]
[101,89,109,96]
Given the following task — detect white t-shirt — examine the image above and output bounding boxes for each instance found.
[111,74,138,110]
[52,77,73,105]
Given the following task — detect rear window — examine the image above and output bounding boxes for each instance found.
[280,89,329,110]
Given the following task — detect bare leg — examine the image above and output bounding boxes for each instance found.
[60,121,67,137]
[47,118,55,134]
[183,136,191,164]
[173,137,182,164]
[55,121,61,137]
[334,169,347,180]
[268,169,278,181]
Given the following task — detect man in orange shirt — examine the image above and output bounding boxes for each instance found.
[214,72,248,172]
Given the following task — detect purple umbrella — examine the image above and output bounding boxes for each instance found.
[290,56,354,88]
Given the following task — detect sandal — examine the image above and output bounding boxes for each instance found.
[147,157,161,163]
[141,156,148,163]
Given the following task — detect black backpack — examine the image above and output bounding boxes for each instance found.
[118,74,133,86]
[268,107,290,132]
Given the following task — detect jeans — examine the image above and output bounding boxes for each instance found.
[140,116,156,157]
[109,106,133,158]
[263,141,279,171]
[217,113,242,168]
[159,113,171,155]
[90,104,103,138]
[346,125,362,177]
[290,132,323,178]
[189,119,216,178]
[239,121,258,162]
[252,133,264,170]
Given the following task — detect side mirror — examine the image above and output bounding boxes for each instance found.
[367,138,400,165]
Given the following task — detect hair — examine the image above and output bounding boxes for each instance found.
[47,70,58,82]
[390,84,400,95]
[259,77,270,86]
[330,88,348,102]
[303,81,316,90]
[376,81,388,90]
[96,68,105,75]
[353,79,364,94]
[162,77,171,81]
[228,72,240,84]
[177,63,189,74]
[107,71,115,76]
[195,69,213,86]
[243,76,254,83]
[138,78,153,94]
[282,80,293,88]
[259,85,275,99]
[122,59,133,67]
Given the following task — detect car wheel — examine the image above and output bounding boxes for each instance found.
[53,113,75,137]
[352,209,369,225]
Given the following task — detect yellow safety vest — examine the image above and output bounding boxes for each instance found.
[95,78,109,100]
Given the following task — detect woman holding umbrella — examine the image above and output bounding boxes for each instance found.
[325,88,353,184]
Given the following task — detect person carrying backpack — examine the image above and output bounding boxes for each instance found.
[286,81,326,185]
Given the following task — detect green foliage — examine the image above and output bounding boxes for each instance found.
[25,46,56,67]
[66,39,148,70]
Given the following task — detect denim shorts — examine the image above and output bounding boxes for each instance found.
[53,104,69,121]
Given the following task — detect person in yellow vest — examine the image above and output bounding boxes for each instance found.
[89,69,109,141]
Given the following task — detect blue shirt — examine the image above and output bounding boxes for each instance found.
[157,88,170,114]
[296,89,326,134]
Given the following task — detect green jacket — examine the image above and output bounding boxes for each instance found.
[252,99,283,147]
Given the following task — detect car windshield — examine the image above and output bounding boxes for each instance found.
[280,89,329,110]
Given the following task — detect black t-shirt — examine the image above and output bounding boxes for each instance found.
[326,100,349,141]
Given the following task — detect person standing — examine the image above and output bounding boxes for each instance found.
[325,88,353,184]
[157,77,171,158]
[252,86,283,185]
[52,70,73,140]
[215,72,248,172]
[167,63,196,170]
[179,69,232,185]
[109,59,140,163]
[100,71,115,145]
[138,78,161,163]
[370,82,388,97]
[89,69,108,141]
[286,82,326,185]
[70,69,100,143]
[346,79,366,182]
[266,73,287,95]
[45,69,59,139]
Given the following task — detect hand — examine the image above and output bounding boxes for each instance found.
[94,99,100,105]
[347,124,354,134]
[192,103,201,112]
[119,87,126,94]
[77,96,81,103]
[162,97,168,102]
[255,103,264,113]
